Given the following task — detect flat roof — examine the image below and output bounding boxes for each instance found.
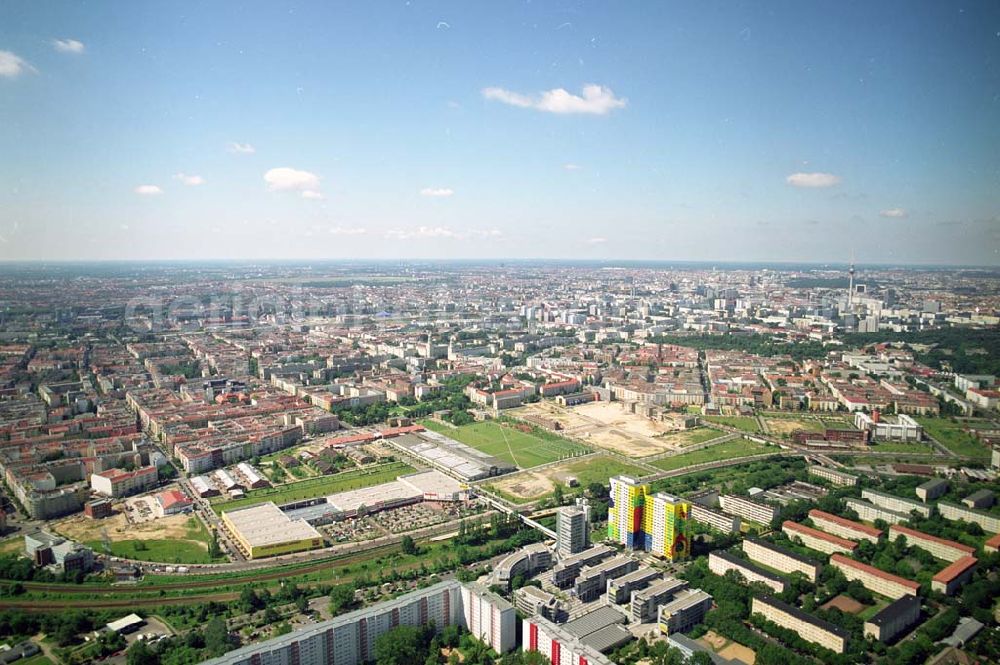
[830,554,921,590]
[783,521,858,550]
[809,509,883,537]
[755,595,849,639]
[634,577,687,601]
[888,525,975,555]
[865,595,921,627]
[745,537,821,567]
[397,469,465,496]
[580,624,632,653]
[932,556,977,583]
[326,479,421,512]
[563,605,625,638]
[223,502,322,548]
[710,551,785,584]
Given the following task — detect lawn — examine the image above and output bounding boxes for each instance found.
[917,418,990,459]
[702,416,762,433]
[86,517,223,564]
[869,440,935,454]
[422,419,589,468]
[212,461,414,513]
[659,427,726,447]
[650,438,777,472]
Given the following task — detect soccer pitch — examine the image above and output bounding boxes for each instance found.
[422,419,589,468]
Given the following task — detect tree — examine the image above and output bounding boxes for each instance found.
[204,617,233,656]
[329,583,357,615]
[553,483,565,505]
[374,625,431,665]
[126,640,160,665]
[401,535,418,556]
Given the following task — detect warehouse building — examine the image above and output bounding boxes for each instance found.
[782,521,858,555]
[931,556,977,596]
[221,502,324,559]
[961,489,994,510]
[708,551,786,594]
[743,538,821,582]
[751,595,848,654]
[829,554,920,600]
[808,509,882,544]
[888,525,975,563]
[864,596,922,643]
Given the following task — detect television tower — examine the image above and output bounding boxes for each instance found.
[847,252,856,311]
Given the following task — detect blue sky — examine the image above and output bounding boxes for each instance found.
[1,1,998,264]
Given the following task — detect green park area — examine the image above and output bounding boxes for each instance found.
[422,419,589,468]
[212,461,414,513]
[87,518,223,565]
[651,438,776,472]
[917,418,990,459]
[702,415,762,433]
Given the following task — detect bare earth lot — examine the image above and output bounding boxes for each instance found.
[485,455,650,503]
[53,511,200,546]
[699,630,756,665]
[513,401,693,457]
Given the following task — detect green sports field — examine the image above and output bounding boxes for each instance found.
[422,419,589,468]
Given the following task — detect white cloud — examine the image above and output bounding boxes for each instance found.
[482,84,626,115]
[53,39,85,54]
[227,142,256,154]
[786,172,841,188]
[0,51,35,78]
[329,227,367,236]
[134,185,163,196]
[420,187,455,198]
[586,237,608,244]
[880,208,907,219]
[563,163,583,171]
[173,173,205,186]
[301,190,325,200]
[264,167,321,194]
[385,226,459,240]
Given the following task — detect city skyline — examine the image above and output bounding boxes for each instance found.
[2,1,999,264]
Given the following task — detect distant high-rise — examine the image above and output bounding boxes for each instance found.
[556,499,591,556]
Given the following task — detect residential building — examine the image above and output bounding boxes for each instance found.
[782,521,858,555]
[808,509,882,544]
[690,504,740,534]
[743,538,821,582]
[551,545,613,589]
[961,489,994,510]
[808,465,858,487]
[90,465,158,498]
[864,596,922,643]
[573,556,637,602]
[658,589,713,635]
[556,501,590,556]
[608,476,692,561]
[461,583,517,654]
[513,585,563,623]
[631,577,688,623]
[844,498,910,525]
[522,611,621,665]
[931,556,977,596]
[888,525,975,563]
[937,501,1000,533]
[494,543,553,588]
[854,412,923,442]
[829,554,920,600]
[719,494,780,525]
[861,489,931,519]
[751,596,848,654]
[708,551,786,594]
[606,566,661,605]
[204,581,502,665]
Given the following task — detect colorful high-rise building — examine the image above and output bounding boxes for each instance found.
[608,475,690,562]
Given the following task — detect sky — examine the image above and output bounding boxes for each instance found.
[1,1,999,265]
